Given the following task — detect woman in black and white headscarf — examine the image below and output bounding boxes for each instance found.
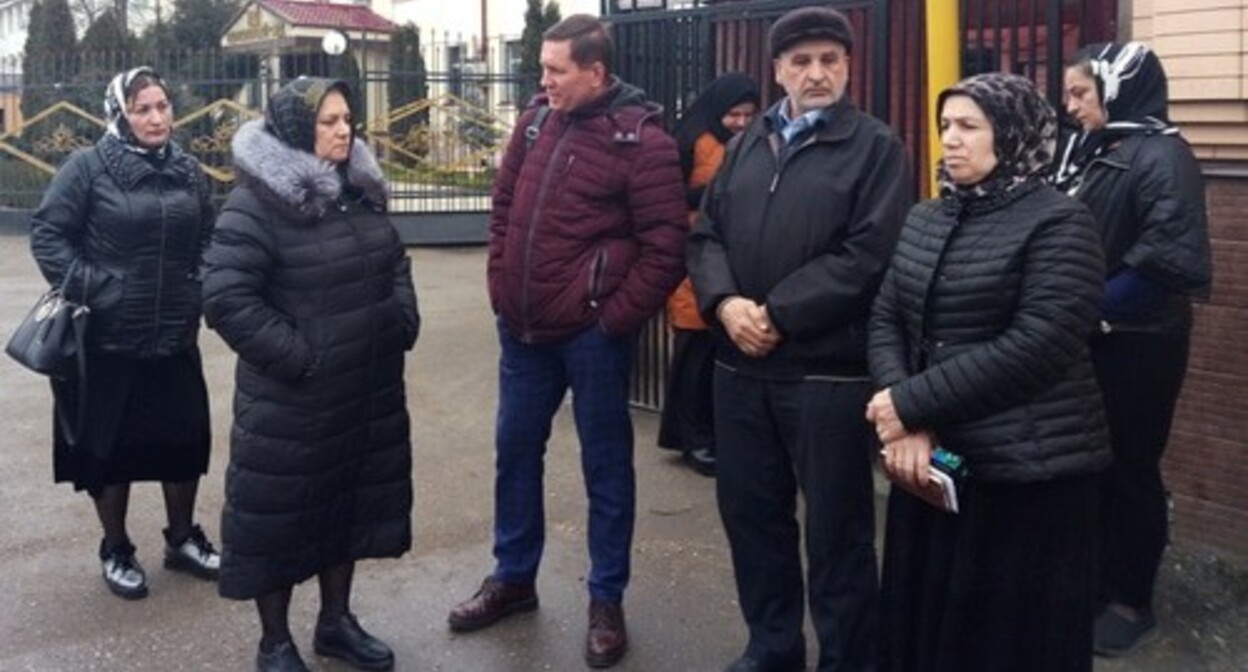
[29,66,220,601]
[868,72,1110,671]
[1058,42,1213,657]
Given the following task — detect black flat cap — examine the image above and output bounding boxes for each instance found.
[768,7,854,58]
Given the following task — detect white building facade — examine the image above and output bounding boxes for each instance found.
[0,0,32,67]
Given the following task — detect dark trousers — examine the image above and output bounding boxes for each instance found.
[1091,328,1191,610]
[714,365,878,672]
[492,322,635,602]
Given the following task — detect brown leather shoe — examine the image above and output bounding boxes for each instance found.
[447,576,538,632]
[585,599,628,668]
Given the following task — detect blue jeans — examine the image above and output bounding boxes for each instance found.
[492,321,635,602]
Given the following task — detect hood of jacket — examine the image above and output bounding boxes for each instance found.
[230,118,388,219]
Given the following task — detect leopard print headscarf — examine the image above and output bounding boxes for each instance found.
[935,72,1057,200]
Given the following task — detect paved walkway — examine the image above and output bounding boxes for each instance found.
[0,237,1242,671]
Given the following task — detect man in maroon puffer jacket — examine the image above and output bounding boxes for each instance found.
[447,13,687,670]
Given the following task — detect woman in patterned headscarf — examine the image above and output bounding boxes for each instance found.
[28,66,220,601]
[1057,42,1212,657]
[203,77,419,672]
[867,72,1110,671]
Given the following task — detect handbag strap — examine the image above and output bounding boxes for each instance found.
[56,316,89,447]
[55,262,91,447]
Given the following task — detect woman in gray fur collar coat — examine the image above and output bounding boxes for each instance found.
[203,77,420,672]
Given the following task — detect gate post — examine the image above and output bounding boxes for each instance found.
[925,0,960,196]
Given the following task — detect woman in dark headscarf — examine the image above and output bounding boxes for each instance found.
[203,77,420,672]
[658,72,758,475]
[29,66,219,601]
[1057,42,1212,657]
[867,72,1110,671]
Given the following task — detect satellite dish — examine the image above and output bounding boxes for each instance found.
[322,31,348,56]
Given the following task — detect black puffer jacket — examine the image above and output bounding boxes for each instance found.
[203,120,420,600]
[1071,133,1212,333]
[688,98,912,380]
[869,182,1111,482]
[30,134,212,357]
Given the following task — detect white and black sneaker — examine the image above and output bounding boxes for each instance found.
[163,524,220,581]
[100,539,148,600]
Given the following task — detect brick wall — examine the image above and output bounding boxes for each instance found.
[1163,174,1248,560]
[1135,0,1248,160]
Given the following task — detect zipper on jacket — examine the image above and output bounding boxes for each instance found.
[152,179,168,352]
[520,126,573,342]
[756,134,786,257]
[588,247,608,308]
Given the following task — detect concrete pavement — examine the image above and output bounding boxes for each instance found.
[0,236,1243,671]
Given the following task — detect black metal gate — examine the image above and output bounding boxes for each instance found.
[0,42,528,246]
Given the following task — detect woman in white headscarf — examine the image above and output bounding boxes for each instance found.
[29,66,220,601]
[1057,42,1213,656]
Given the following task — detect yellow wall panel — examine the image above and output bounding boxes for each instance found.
[1159,8,1242,34]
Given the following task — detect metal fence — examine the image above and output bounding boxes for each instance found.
[0,42,531,244]
[959,0,1119,103]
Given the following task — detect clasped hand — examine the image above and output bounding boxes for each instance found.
[867,388,933,491]
[717,296,781,357]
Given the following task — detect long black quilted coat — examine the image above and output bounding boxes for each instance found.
[203,120,420,599]
[868,182,1111,482]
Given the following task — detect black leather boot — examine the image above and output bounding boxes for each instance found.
[256,641,310,672]
[313,612,395,671]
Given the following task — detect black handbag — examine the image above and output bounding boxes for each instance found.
[6,263,91,377]
[6,263,91,444]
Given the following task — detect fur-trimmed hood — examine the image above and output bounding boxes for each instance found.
[231,118,388,218]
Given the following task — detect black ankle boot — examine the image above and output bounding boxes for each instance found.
[256,641,310,672]
[314,613,394,671]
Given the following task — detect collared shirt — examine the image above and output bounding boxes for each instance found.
[775,98,831,145]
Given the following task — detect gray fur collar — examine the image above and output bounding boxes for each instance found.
[231,118,388,216]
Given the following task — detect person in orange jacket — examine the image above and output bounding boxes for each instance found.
[659,72,759,476]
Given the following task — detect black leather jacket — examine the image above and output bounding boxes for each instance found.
[1068,133,1212,334]
[30,134,213,358]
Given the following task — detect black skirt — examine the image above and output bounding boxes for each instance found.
[52,347,211,493]
[657,328,716,452]
[879,475,1098,672]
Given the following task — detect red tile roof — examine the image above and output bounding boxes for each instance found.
[260,0,398,33]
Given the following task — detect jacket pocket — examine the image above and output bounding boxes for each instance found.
[85,265,125,314]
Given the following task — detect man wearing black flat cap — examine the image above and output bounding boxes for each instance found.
[688,6,911,672]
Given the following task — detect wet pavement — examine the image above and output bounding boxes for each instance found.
[0,236,1244,671]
